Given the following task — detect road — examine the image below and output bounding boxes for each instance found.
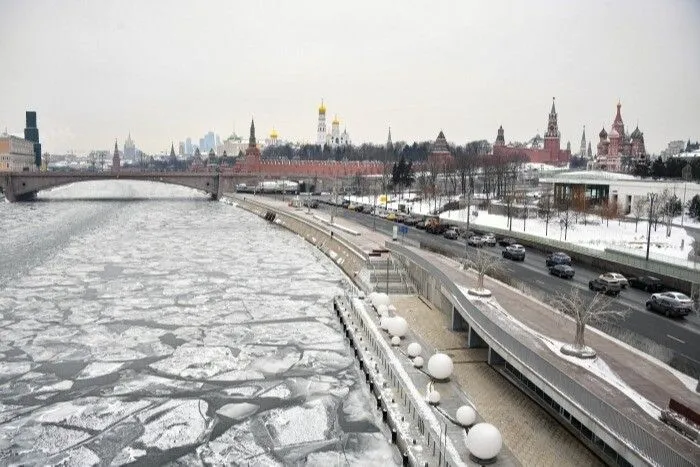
[319,203,700,370]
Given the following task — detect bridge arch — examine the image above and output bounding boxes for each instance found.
[0,172,247,202]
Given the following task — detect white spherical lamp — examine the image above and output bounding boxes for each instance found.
[368,292,378,305]
[466,423,502,464]
[407,342,422,358]
[391,336,401,346]
[413,356,424,368]
[387,316,408,337]
[380,316,393,331]
[428,390,441,405]
[374,293,390,308]
[377,304,388,316]
[427,353,454,380]
[456,405,476,427]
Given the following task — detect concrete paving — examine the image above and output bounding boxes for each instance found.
[232,194,700,465]
[390,295,603,467]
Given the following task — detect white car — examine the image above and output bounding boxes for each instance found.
[599,272,629,288]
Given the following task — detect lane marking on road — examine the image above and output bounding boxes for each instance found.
[666,334,685,344]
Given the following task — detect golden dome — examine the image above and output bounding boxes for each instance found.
[332,114,340,125]
[270,127,278,138]
[318,100,326,114]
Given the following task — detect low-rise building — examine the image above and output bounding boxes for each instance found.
[0,133,38,172]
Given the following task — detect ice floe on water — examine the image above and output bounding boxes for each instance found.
[0,181,398,465]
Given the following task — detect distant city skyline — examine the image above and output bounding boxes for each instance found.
[1,0,699,155]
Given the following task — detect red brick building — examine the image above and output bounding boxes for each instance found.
[232,119,384,178]
[492,98,571,166]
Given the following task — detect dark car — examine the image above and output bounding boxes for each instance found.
[629,275,664,292]
[546,252,572,267]
[502,244,526,261]
[646,292,692,318]
[341,199,351,208]
[443,228,459,240]
[302,199,319,209]
[403,216,421,226]
[588,277,621,296]
[550,264,575,279]
[498,237,517,247]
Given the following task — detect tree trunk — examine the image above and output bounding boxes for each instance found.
[574,321,586,348]
[478,272,485,289]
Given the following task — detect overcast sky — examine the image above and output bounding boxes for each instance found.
[1,0,699,155]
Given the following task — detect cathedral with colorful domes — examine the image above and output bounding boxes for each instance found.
[316,100,351,149]
[592,102,647,172]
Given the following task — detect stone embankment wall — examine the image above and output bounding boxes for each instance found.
[230,196,369,287]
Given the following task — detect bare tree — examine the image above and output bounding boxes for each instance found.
[550,287,629,358]
[462,249,504,293]
[632,196,648,233]
[558,197,573,241]
[537,187,555,236]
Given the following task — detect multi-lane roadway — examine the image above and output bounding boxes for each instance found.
[321,204,700,372]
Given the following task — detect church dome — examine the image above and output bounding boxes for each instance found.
[609,128,619,138]
[630,126,642,138]
[599,127,607,138]
[270,128,278,139]
[332,115,340,125]
[318,100,326,115]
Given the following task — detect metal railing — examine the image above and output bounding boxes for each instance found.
[387,242,697,467]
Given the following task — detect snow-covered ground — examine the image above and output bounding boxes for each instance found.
[345,193,698,266]
[0,181,398,465]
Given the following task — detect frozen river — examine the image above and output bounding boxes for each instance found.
[0,181,398,466]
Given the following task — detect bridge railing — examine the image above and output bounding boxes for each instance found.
[387,242,696,467]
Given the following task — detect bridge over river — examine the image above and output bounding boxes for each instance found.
[0,171,268,202]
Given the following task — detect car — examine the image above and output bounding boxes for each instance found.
[403,216,421,226]
[599,272,628,288]
[498,237,517,247]
[646,292,693,318]
[443,228,459,240]
[458,228,476,239]
[549,264,575,279]
[546,252,572,267]
[502,244,526,261]
[341,199,351,208]
[468,235,485,247]
[386,212,397,221]
[629,275,663,292]
[416,220,427,230]
[481,233,497,247]
[588,277,621,296]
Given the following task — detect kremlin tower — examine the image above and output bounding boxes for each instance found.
[317,100,327,146]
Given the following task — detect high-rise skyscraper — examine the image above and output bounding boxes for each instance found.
[185,138,193,156]
[24,111,41,167]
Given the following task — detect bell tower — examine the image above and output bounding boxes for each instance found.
[543,97,561,162]
[317,100,327,147]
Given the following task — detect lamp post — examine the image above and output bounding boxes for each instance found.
[646,193,657,261]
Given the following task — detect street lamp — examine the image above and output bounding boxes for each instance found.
[646,192,657,261]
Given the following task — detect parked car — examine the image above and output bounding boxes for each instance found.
[498,237,517,247]
[629,275,664,292]
[588,277,621,296]
[468,235,484,247]
[416,220,427,230]
[549,264,575,279]
[546,252,572,267]
[443,228,459,240]
[481,233,497,247]
[502,244,526,261]
[302,199,319,208]
[341,199,351,208]
[459,228,476,239]
[646,292,693,318]
[386,212,397,221]
[598,272,628,288]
